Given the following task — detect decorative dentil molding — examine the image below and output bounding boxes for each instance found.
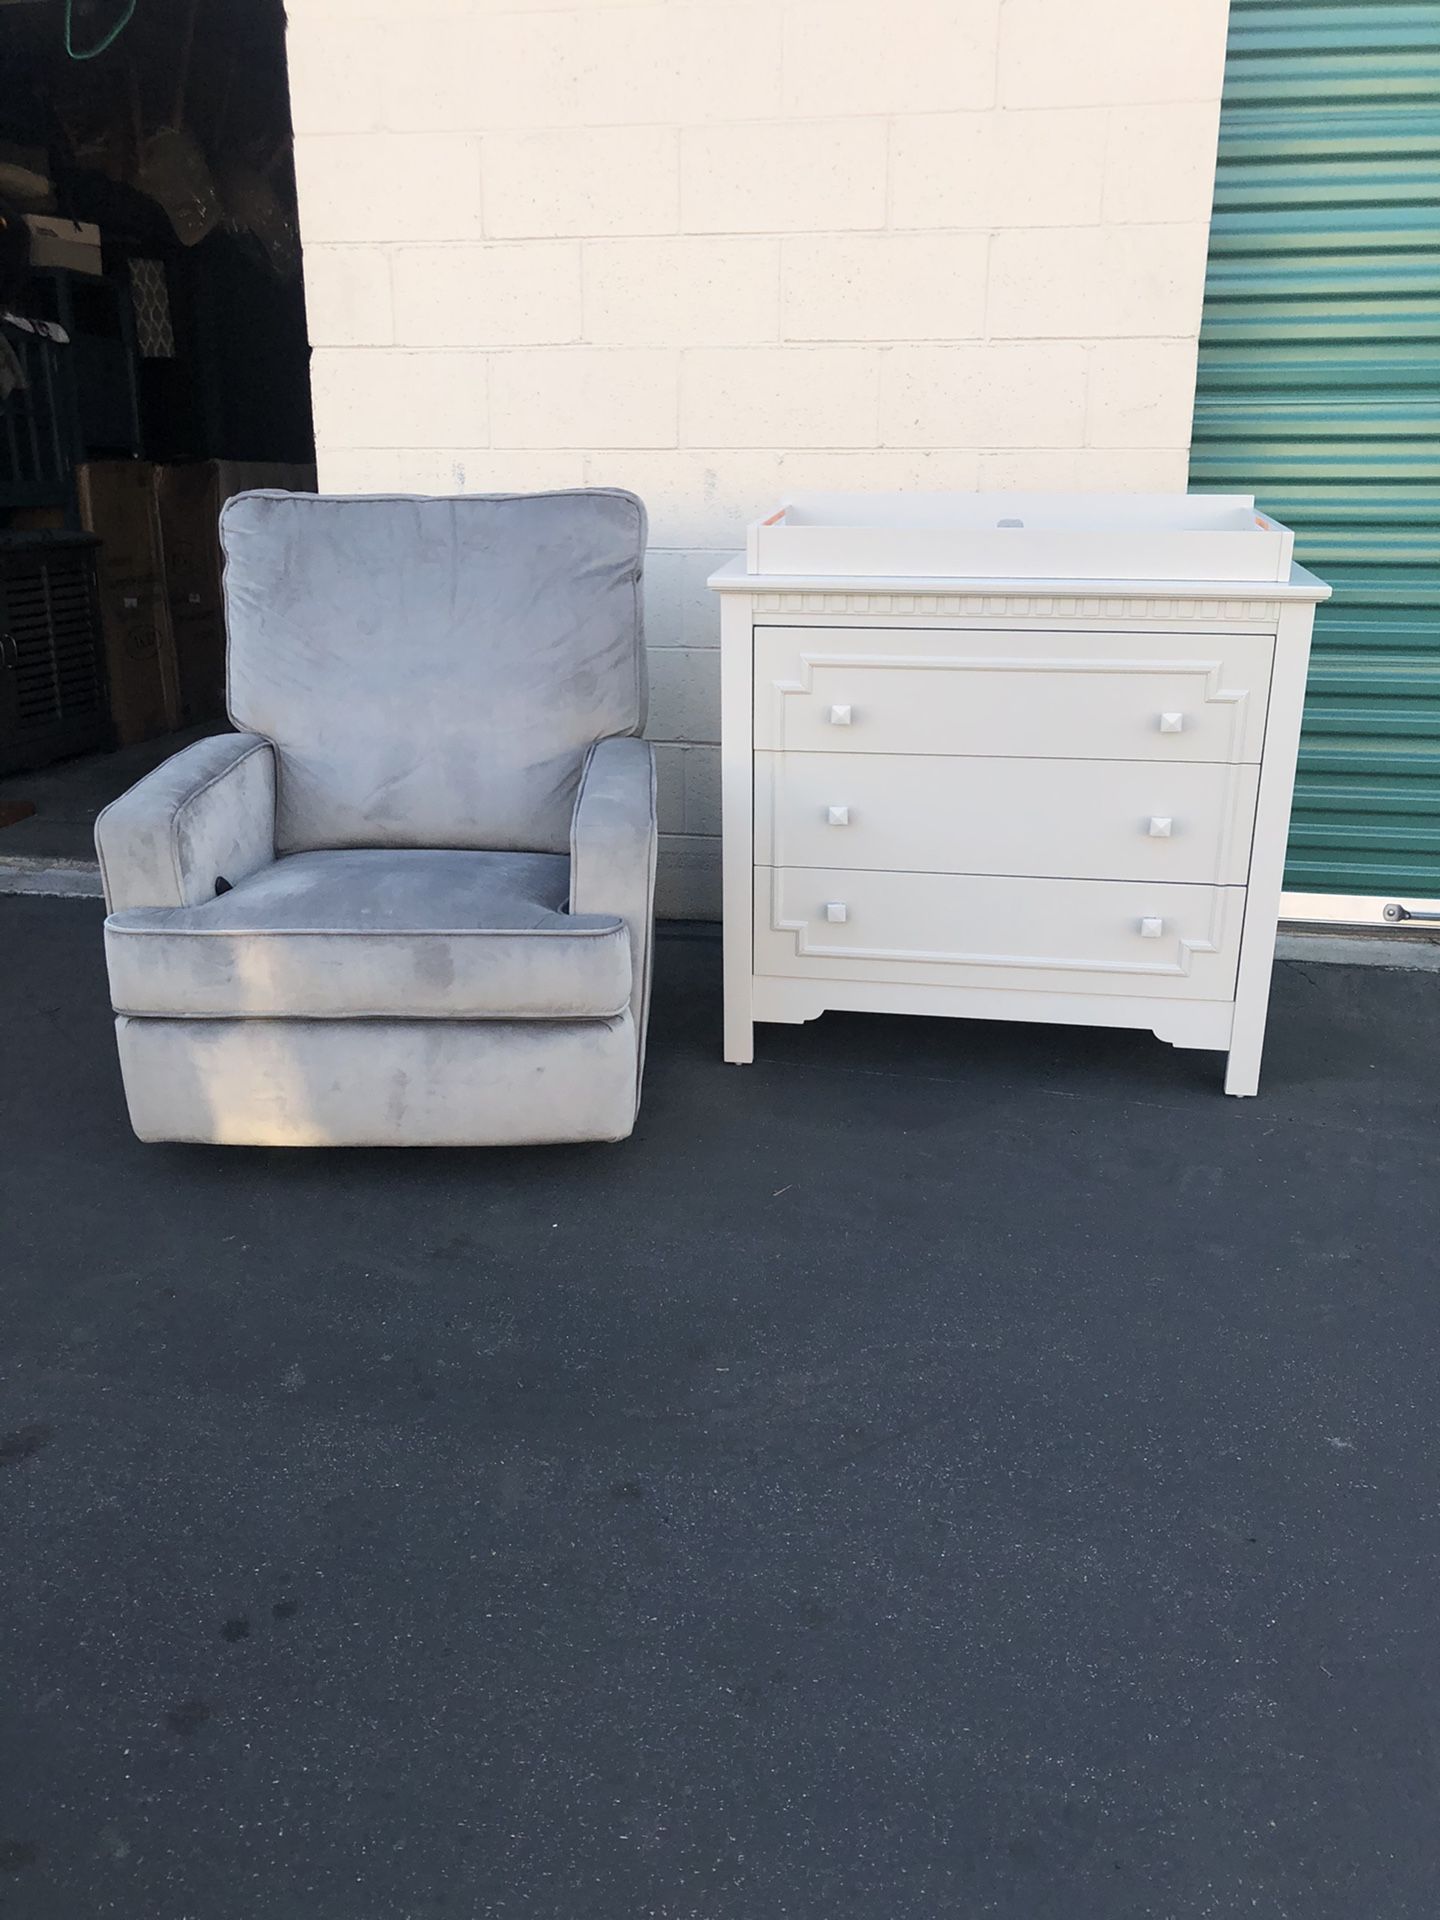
[749,590,1283,624]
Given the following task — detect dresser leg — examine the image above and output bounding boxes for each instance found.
[724,1012,755,1065]
[1223,1042,1261,1098]
[721,931,753,1061]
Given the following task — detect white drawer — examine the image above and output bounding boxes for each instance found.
[755,752,1260,887]
[754,867,1244,1000]
[754,626,1273,764]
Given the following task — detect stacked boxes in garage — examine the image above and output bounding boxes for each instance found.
[75,462,179,746]
[155,462,315,724]
[76,460,315,743]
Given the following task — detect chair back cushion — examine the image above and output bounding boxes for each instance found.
[221,489,647,854]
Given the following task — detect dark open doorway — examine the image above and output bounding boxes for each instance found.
[1,0,313,788]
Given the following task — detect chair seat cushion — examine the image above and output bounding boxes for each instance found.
[105,848,631,1021]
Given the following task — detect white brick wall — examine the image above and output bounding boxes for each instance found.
[287,0,1230,919]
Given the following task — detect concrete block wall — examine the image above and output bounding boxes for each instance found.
[286,0,1232,918]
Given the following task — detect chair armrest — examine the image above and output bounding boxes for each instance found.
[95,733,277,912]
[569,735,658,1048]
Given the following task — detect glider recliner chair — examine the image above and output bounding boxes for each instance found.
[95,489,657,1146]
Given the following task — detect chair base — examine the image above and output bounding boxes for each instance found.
[114,1013,640,1146]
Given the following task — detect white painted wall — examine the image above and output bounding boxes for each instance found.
[285,0,1231,917]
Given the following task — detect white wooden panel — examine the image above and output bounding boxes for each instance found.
[755,752,1260,886]
[754,626,1273,764]
[719,591,756,1063]
[749,975,1236,1051]
[748,493,1294,583]
[755,867,1245,1000]
[1224,599,1317,1096]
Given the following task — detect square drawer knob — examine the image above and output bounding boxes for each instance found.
[1158,711,1185,734]
[1139,916,1165,939]
[825,902,849,924]
[827,804,850,827]
[1147,816,1174,838]
[828,703,853,726]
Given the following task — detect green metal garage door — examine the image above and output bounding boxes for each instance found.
[1189,0,1440,906]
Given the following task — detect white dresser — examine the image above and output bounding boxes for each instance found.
[709,492,1330,1097]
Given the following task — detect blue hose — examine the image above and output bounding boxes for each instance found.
[64,0,139,61]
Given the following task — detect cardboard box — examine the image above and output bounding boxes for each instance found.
[154,465,225,725]
[76,462,180,746]
[24,214,102,276]
[154,462,316,723]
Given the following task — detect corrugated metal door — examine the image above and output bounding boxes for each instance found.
[1189,0,1440,907]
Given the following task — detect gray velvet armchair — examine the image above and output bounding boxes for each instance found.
[95,489,657,1146]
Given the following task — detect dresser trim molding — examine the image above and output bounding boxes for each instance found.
[750,590,1285,625]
